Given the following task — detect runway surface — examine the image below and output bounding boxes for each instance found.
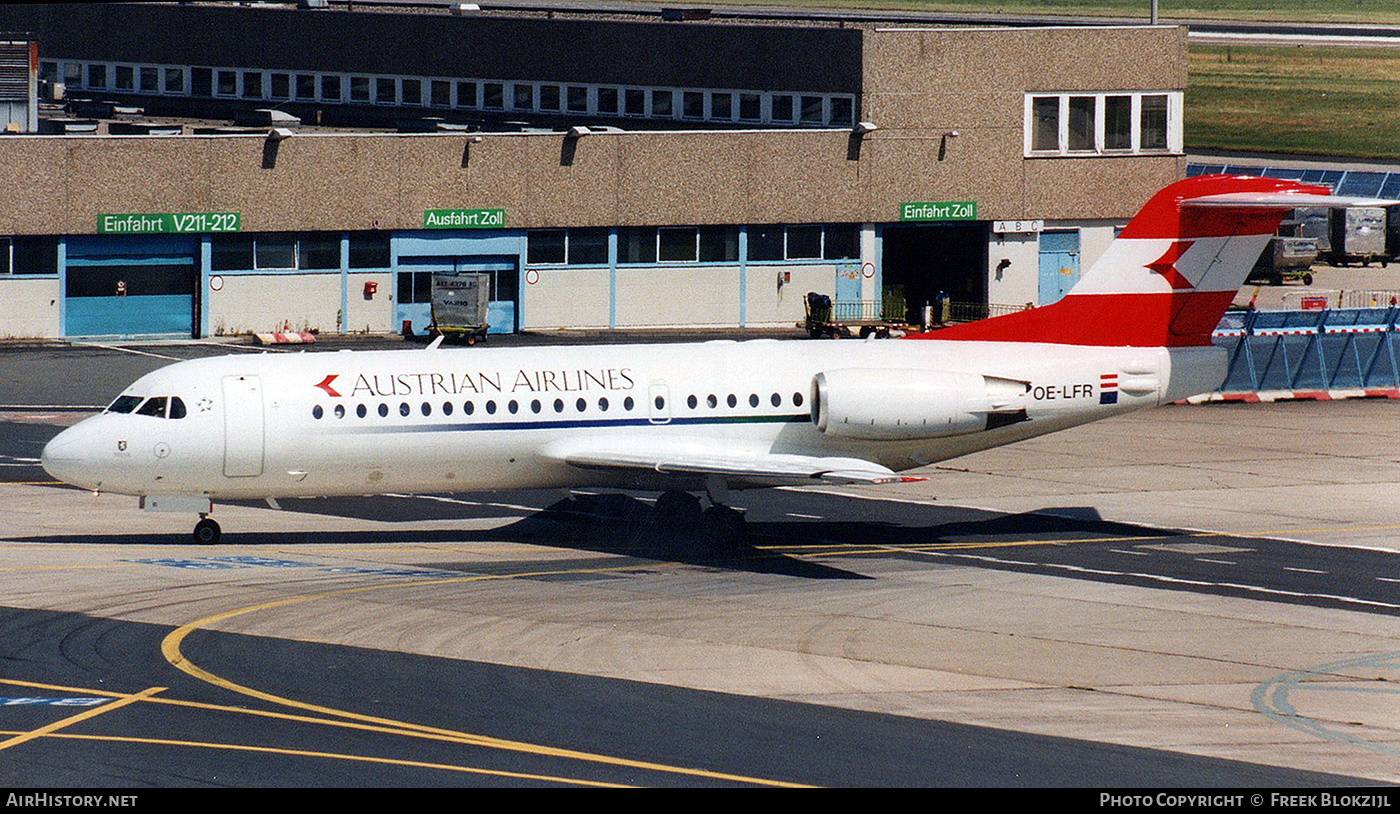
[3,340,1400,786]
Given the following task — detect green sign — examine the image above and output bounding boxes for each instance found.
[97,212,241,234]
[424,208,506,229]
[899,201,977,222]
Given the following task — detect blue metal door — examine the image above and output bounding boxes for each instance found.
[835,262,862,302]
[65,254,197,337]
[1037,230,1080,306]
[396,255,518,335]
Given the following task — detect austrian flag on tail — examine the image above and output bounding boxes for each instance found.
[1100,374,1119,405]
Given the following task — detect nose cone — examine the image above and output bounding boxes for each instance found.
[41,423,101,490]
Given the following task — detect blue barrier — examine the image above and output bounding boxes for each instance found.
[1209,308,1400,401]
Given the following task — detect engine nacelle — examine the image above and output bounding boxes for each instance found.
[811,368,1029,440]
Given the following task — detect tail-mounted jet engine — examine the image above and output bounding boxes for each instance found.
[810,369,1030,440]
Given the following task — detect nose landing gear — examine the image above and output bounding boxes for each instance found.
[194,516,221,545]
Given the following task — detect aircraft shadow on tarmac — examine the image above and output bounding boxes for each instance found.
[13,487,1184,582]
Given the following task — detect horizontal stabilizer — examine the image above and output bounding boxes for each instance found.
[1183,192,1400,209]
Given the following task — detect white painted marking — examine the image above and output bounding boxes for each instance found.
[929,551,1400,612]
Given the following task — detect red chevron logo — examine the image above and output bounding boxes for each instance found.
[1146,241,1196,290]
[314,374,342,398]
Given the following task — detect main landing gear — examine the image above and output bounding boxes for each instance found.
[652,489,747,550]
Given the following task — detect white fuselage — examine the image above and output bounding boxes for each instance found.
[40,337,1224,502]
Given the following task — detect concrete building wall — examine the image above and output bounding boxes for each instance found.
[0,125,1179,237]
[0,276,58,338]
[520,267,612,330]
[207,272,342,337]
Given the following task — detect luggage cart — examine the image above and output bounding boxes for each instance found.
[428,272,490,345]
[799,292,905,339]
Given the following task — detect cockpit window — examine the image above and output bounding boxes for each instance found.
[106,394,143,414]
[169,397,187,419]
[135,397,168,418]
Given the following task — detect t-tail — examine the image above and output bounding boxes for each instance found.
[913,175,1392,348]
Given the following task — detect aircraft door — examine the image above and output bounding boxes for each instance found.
[222,375,265,477]
[648,382,671,425]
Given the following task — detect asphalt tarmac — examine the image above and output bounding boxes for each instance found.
[3,338,1400,787]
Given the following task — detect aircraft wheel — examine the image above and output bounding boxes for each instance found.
[703,505,746,547]
[194,518,221,545]
[654,490,702,523]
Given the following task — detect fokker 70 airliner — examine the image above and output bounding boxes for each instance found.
[41,176,1394,544]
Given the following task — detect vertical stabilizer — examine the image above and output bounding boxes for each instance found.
[914,176,1335,347]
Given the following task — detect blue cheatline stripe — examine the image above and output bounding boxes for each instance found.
[321,413,809,434]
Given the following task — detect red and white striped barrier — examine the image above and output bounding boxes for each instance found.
[254,331,316,345]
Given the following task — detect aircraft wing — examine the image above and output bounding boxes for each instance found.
[543,442,908,486]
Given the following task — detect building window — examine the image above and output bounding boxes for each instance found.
[658,227,697,262]
[567,86,588,113]
[699,226,739,262]
[540,85,560,111]
[567,229,608,265]
[270,73,289,99]
[683,91,704,119]
[431,80,451,107]
[598,87,619,115]
[710,92,732,121]
[624,89,645,116]
[254,236,297,270]
[191,67,211,96]
[512,83,532,111]
[1141,94,1169,150]
[745,225,859,261]
[397,270,433,304]
[739,93,761,122]
[401,78,422,105]
[242,71,263,99]
[1067,95,1095,152]
[456,80,477,108]
[321,75,342,102]
[164,67,184,94]
[748,225,785,261]
[4,237,59,275]
[771,94,794,124]
[295,73,316,100]
[527,229,607,265]
[376,77,396,105]
[350,76,371,103]
[830,97,854,126]
[526,230,566,265]
[348,232,390,268]
[211,234,350,272]
[1104,94,1132,151]
[1026,91,1181,156]
[483,82,503,109]
[651,89,673,117]
[216,69,237,97]
[300,234,340,270]
[619,227,656,263]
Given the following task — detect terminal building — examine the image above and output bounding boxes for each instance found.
[0,2,1186,339]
